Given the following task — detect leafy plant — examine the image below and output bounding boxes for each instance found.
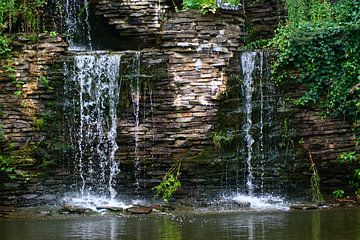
[338,151,358,164]
[182,0,241,14]
[337,151,359,198]
[305,146,324,203]
[0,155,16,180]
[38,75,52,89]
[153,161,181,202]
[274,0,360,199]
[49,31,57,38]
[0,103,4,118]
[211,130,234,150]
[0,0,47,33]
[332,189,345,199]
[32,116,45,132]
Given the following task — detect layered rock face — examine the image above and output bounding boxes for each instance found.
[0,34,69,206]
[0,1,357,207]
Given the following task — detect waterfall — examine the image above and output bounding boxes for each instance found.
[130,52,141,192]
[63,0,92,50]
[64,53,121,200]
[241,52,256,196]
[227,51,288,210]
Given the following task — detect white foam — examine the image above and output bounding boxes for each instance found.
[226,193,289,211]
[62,194,133,211]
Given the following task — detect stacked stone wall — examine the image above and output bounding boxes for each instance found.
[112,11,246,196]
[0,34,69,207]
[94,0,171,48]
[0,3,357,209]
[294,109,356,193]
[245,0,286,40]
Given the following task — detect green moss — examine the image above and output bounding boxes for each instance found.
[188,148,214,162]
[24,33,39,44]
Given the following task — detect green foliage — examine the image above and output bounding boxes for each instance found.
[49,31,57,38]
[333,0,360,23]
[182,0,241,14]
[32,116,46,132]
[310,161,324,203]
[211,130,234,150]
[153,161,181,202]
[240,39,270,51]
[338,151,358,164]
[0,33,13,77]
[332,189,345,199]
[0,103,4,118]
[337,151,359,197]
[285,0,333,24]
[273,0,360,199]
[0,0,47,33]
[0,155,16,180]
[38,76,52,89]
[272,1,360,122]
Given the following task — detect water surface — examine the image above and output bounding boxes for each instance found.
[0,208,359,240]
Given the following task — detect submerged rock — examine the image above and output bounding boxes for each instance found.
[126,206,153,214]
[232,201,251,208]
[59,205,94,214]
[151,204,176,212]
[290,204,318,210]
[96,206,124,212]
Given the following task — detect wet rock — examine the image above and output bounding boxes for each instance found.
[59,205,93,214]
[96,206,124,212]
[151,204,176,212]
[126,206,153,214]
[0,206,16,213]
[20,194,39,200]
[37,194,56,201]
[233,201,251,208]
[290,204,318,210]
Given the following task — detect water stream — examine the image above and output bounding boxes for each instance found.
[227,51,285,209]
[64,53,122,204]
[63,0,92,50]
[130,52,142,192]
[241,51,257,196]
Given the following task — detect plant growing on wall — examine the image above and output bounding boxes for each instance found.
[338,151,360,199]
[182,0,242,14]
[271,0,360,198]
[153,161,182,202]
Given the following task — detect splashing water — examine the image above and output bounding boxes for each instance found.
[229,194,289,211]
[64,52,121,200]
[241,51,257,196]
[63,0,92,50]
[130,52,142,192]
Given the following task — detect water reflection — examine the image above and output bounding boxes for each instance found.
[0,208,359,240]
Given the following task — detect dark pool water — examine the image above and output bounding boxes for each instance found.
[0,208,359,240]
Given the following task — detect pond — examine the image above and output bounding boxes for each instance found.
[0,207,359,240]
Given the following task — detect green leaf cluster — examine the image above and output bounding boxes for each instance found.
[153,161,181,202]
[0,155,16,180]
[332,189,344,199]
[272,0,360,198]
[0,0,47,33]
[272,0,360,122]
[338,151,359,198]
[182,0,241,14]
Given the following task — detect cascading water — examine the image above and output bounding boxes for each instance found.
[60,0,134,209]
[64,53,121,203]
[63,0,92,50]
[130,52,142,192]
[227,51,288,210]
[241,51,256,196]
